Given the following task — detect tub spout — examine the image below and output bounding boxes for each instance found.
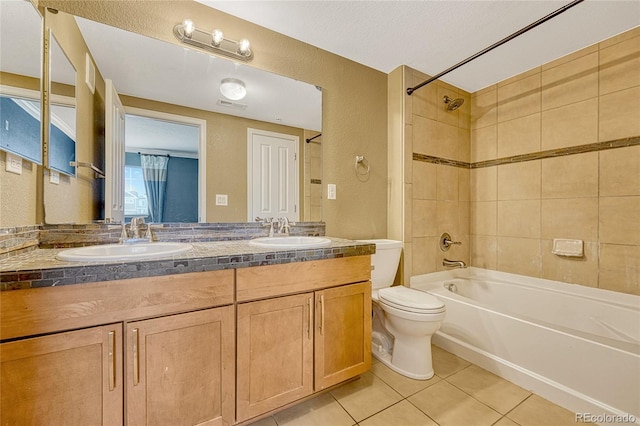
[443,258,466,268]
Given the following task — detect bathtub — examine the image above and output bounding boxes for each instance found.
[410,268,640,423]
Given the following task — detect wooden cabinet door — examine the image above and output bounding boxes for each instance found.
[236,293,314,422]
[315,281,372,390]
[126,306,235,426]
[0,324,123,425]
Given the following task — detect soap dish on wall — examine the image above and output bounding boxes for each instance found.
[551,239,584,257]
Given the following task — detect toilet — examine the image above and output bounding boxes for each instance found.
[358,239,445,380]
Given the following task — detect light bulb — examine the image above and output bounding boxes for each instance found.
[182,19,195,38]
[212,29,224,46]
[237,38,251,56]
[220,78,246,101]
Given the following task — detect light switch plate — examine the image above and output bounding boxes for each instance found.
[5,153,22,175]
[49,170,60,184]
[216,194,228,206]
[327,184,336,200]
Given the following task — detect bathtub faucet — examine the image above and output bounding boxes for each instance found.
[443,258,467,268]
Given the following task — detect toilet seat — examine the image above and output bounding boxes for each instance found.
[378,286,445,314]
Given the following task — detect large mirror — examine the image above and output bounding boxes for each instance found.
[42,11,323,224]
[0,0,42,165]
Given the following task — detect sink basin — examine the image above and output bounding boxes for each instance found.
[248,236,332,249]
[56,242,193,262]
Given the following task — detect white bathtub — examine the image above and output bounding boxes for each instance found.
[410,268,640,423]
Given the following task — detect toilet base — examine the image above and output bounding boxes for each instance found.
[372,349,435,380]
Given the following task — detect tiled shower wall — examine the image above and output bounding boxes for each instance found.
[403,26,639,295]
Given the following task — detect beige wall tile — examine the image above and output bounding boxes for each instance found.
[497,161,541,201]
[497,67,541,87]
[403,242,412,285]
[541,197,598,241]
[497,237,542,277]
[412,116,436,155]
[541,44,598,71]
[459,200,470,237]
[412,236,439,275]
[599,26,640,49]
[412,160,437,200]
[599,244,640,295]
[404,183,413,242]
[599,196,640,245]
[458,92,471,130]
[471,201,497,236]
[600,146,640,196]
[412,78,438,120]
[471,87,497,130]
[437,165,459,201]
[437,200,459,238]
[459,168,470,202]
[412,199,437,238]
[498,74,541,122]
[471,235,497,270]
[471,125,497,162]
[541,152,598,198]
[404,124,413,184]
[435,122,463,160]
[541,98,598,150]
[471,167,497,201]
[599,35,640,95]
[497,200,541,238]
[456,126,471,163]
[541,240,598,287]
[599,86,640,141]
[497,114,541,158]
[541,52,598,110]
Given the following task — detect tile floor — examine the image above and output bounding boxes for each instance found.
[249,346,577,426]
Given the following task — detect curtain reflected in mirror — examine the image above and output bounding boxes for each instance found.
[140,154,169,223]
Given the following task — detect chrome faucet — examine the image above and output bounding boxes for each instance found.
[256,217,275,237]
[443,258,467,268]
[120,217,151,244]
[277,217,293,235]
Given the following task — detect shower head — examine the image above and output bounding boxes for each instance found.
[443,95,464,111]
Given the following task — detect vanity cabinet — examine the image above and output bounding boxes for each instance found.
[0,324,124,425]
[126,306,235,426]
[235,256,372,423]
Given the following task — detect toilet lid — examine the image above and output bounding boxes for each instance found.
[378,286,445,313]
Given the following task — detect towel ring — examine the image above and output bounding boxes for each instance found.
[355,155,370,175]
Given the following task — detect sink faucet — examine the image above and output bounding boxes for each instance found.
[443,258,467,268]
[256,217,275,237]
[277,217,293,235]
[120,217,151,244]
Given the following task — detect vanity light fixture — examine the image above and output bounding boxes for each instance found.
[174,19,253,61]
[220,78,246,101]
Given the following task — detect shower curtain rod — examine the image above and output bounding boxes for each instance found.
[407,0,584,96]
[306,133,322,143]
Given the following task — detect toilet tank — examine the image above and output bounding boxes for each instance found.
[356,239,402,290]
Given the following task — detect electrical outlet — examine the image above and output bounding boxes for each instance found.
[327,184,336,200]
[5,153,22,175]
[216,194,228,206]
[49,170,60,184]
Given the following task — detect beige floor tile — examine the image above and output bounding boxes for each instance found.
[408,380,502,426]
[432,345,471,378]
[507,394,576,426]
[272,392,355,426]
[359,400,438,426]
[446,365,531,414]
[493,416,520,426]
[370,360,441,397]
[330,371,403,422]
[248,415,278,426]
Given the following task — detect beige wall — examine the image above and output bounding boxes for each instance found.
[398,27,640,296]
[37,0,389,238]
[470,27,640,295]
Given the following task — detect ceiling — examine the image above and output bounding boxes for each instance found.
[198,0,640,93]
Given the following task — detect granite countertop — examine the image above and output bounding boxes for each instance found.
[1,238,375,291]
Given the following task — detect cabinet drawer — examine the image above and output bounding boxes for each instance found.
[1,269,234,340]
[236,255,371,302]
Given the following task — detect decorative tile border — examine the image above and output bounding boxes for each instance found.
[413,136,640,169]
